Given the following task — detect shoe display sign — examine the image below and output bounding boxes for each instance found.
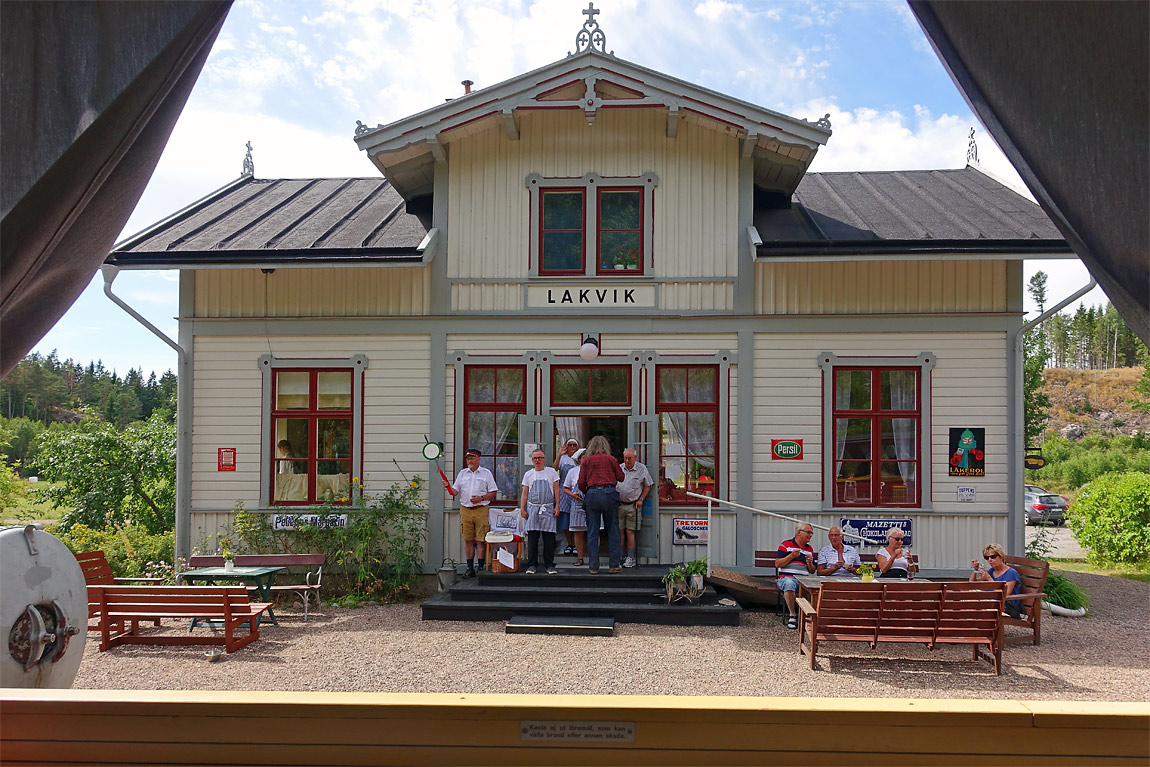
[672,518,708,545]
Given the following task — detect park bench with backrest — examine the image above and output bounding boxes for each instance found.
[75,550,164,629]
[1001,554,1050,645]
[796,580,1009,674]
[88,584,271,653]
[188,554,326,620]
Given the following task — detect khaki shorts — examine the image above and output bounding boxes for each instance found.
[618,500,642,531]
[460,505,490,542]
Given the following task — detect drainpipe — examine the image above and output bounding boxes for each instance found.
[101,265,192,561]
[1008,276,1097,556]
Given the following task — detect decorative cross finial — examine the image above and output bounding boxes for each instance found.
[966,127,979,165]
[242,141,254,176]
[569,2,612,56]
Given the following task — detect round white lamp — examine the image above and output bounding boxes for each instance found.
[579,337,600,361]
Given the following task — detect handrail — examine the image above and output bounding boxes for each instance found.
[682,490,888,573]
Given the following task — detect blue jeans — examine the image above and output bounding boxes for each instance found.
[584,486,622,570]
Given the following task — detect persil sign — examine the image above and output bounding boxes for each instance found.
[771,439,803,460]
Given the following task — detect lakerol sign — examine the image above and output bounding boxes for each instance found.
[771,439,803,460]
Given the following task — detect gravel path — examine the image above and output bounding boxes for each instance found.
[71,571,1149,701]
[1026,524,1086,559]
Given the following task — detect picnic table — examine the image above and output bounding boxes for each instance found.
[796,574,931,604]
[178,566,285,626]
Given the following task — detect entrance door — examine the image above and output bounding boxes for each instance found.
[629,414,658,559]
[518,415,555,468]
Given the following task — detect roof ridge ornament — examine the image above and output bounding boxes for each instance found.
[967,127,979,164]
[355,119,384,137]
[816,113,831,130]
[242,141,254,176]
[569,2,613,57]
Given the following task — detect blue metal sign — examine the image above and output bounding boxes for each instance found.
[840,518,912,547]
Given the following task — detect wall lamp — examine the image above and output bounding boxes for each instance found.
[579,334,600,361]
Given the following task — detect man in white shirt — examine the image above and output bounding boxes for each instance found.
[442,447,498,578]
[616,448,653,568]
[816,526,861,577]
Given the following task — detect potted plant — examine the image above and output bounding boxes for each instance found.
[219,536,235,571]
[858,563,875,582]
[685,557,708,592]
[612,248,639,270]
[662,565,685,604]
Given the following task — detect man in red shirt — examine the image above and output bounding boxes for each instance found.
[577,435,625,574]
[775,523,816,629]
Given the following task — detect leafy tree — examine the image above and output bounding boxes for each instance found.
[34,413,176,533]
[1132,367,1150,414]
[1022,330,1050,446]
[0,417,46,475]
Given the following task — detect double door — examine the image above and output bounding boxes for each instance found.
[519,413,657,559]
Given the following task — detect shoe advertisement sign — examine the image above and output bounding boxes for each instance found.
[672,518,708,544]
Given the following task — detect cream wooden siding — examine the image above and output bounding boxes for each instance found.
[754,260,1008,314]
[193,268,431,317]
[752,332,1008,568]
[449,109,738,311]
[189,335,431,550]
[657,510,736,564]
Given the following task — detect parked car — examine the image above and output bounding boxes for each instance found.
[1024,492,1067,526]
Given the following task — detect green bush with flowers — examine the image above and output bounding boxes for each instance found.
[228,476,428,604]
[51,522,177,580]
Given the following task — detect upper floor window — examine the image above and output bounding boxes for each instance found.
[527,172,658,278]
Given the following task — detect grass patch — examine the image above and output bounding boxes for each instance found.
[0,479,65,525]
[1049,557,1150,583]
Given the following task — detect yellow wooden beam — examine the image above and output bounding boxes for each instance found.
[2,691,1146,766]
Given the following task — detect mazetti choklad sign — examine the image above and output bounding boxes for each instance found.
[771,439,803,460]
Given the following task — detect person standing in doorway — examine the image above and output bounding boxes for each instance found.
[555,437,580,556]
[561,448,588,565]
[442,448,498,578]
[519,448,561,574]
[578,435,625,574]
[617,448,653,568]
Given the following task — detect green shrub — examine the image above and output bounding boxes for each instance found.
[229,478,428,602]
[1065,472,1150,566]
[51,523,175,579]
[1044,572,1089,611]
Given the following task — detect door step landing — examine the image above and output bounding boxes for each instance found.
[506,614,615,637]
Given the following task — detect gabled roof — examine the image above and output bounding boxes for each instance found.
[353,48,831,200]
[107,177,430,268]
[754,166,1074,260]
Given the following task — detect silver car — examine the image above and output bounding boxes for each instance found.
[1024,492,1067,526]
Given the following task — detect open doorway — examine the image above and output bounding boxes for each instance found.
[553,415,628,461]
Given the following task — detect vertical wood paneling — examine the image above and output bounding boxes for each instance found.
[191,335,430,514]
[448,110,739,308]
[658,511,736,565]
[194,268,430,317]
[754,260,1008,314]
[751,331,1009,568]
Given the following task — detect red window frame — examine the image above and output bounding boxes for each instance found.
[656,365,720,506]
[270,368,355,506]
[830,366,921,508]
[595,187,644,275]
[549,365,632,406]
[539,188,586,275]
[462,366,527,506]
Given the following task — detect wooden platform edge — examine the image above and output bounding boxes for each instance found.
[2,691,1146,765]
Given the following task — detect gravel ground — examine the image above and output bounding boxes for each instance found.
[1026,524,1086,559]
[72,571,1149,701]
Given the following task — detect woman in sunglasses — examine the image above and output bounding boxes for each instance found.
[970,543,1024,618]
[876,526,914,579]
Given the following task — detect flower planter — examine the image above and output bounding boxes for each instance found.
[223,560,235,572]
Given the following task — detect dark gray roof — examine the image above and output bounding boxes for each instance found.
[756,167,1073,257]
[108,177,430,267]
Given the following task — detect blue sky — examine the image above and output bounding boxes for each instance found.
[33,0,1102,377]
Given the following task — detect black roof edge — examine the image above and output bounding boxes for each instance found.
[105,247,423,268]
[756,239,1074,258]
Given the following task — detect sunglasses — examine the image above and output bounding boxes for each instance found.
[984,554,1000,560]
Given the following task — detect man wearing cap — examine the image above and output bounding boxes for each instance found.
[554,438,580,556]
[442,448,498,578]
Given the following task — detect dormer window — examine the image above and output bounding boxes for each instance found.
[528,172,657,277]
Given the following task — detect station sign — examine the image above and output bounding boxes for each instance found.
[771,439,803,460]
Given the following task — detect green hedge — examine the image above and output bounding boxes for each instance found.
[51,523,177,581]
[1066,471,1150,566]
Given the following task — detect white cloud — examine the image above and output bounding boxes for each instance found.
[694,0,747,22]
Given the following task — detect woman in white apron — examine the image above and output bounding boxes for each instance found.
[519,448,560,574]
[561,449,588,566]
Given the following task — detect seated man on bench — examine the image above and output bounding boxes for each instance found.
[775,522,816,630]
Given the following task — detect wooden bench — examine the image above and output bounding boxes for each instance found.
[797,580,1009,674]
[1002,554,1050,646]
[188,554,325,620]
[75,550,163,630]
[88,585,271,653]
